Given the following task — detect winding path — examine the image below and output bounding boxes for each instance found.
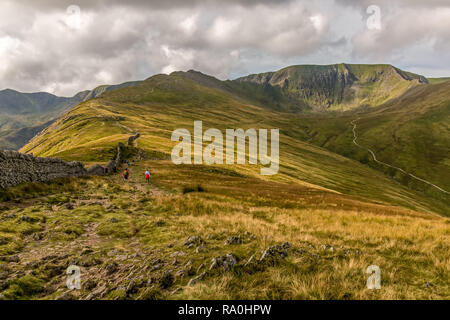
[350,118,449,195]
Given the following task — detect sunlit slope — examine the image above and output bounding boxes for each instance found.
[21,73,447,215]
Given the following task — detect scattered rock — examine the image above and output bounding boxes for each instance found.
[4,213,16,219]
[55,291,74,300]
[0,255,19,263]
[196,245,206,253]
[170,251,186,258]
[196,263,205,274]
[105,262,118,274]
[64,203,74,210]
[184,235,205,248]
[188,272,207,286]
[321,244,334,252]
[244,255,255,267]
[225,236,242,245]
[260,242,290,264]
[84,279,97,290]
[159,271,174,289]
[210,253,238,271]
[151,264,162,272]
[19,215,35,223]
[32,232,44,241]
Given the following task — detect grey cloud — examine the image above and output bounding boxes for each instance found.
[1,0,449,96]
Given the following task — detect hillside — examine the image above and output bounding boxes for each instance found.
[297,81,450,201]
[2,69,449,300]
[20,73,448,215]
[0,81,142,151]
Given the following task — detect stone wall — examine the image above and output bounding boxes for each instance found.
[0,132,140,189]
[0,150,88,189]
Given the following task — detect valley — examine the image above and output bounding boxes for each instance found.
[0,64,449,300]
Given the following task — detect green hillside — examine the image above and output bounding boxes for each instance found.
[3,69,449,300]
[0,81,142,150]
[428,77,450,85]
[21,73,448,215]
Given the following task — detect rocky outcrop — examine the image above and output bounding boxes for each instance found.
[127,133,140,146]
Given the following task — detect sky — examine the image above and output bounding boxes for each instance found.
[1,0,450,96]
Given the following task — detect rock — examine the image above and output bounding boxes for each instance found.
[159,271,174,289]
[195,245,206,253]
[64,203,74,210]
[87,164,106,176]
[4,213,16,219]
[19,215,35,223]
[260,242,290,264]
[321,244,334,252]
[188,272,207,286]
[171,288,182,295]
[244,255,255,267]
[32,232,44,241]
[55,291,74,300]
[196,263,205,273]
[0,255,19,263]
[210,253,238,271]
[151,264,162,272]
[184,235,205,247]
[225,236,242,245]
[84,279,97,290]
[105,262,118,274]
[170,251,186,258]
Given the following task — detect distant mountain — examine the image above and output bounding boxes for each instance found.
[21,69,449,215]
[0,80,142,150]
[233,64,428,112]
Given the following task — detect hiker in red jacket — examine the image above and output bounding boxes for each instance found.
[144,169,150,184]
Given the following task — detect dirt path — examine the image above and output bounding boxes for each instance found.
[351,118,449,194]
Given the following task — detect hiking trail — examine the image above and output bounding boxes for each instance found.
[351,118,449,195]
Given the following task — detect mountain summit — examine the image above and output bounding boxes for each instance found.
[234,64,428,111]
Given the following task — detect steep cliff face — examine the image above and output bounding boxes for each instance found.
[235,64,428,111]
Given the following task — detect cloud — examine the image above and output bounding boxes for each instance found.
[0,0,449,96]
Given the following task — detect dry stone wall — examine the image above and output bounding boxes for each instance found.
[0,150,88,189]
[0,133,140,189]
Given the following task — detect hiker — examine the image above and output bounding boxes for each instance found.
[123,168,130,181]
[144,169,150,184]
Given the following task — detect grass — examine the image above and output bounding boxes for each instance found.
[0,160,448,300]
[19,73,449,216]
[3,67,448,300]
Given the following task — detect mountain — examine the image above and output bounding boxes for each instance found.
[0,81,142,150]
[0,89,87,150]
[20,71,449,215]
[4,66,450,300]
[234,64,428,112]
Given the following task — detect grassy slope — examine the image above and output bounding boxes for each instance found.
[3,73,449,300]
[298,82,450,205]
[21,74,448,215]
[428,77,450,85]
[0,161,448,299]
